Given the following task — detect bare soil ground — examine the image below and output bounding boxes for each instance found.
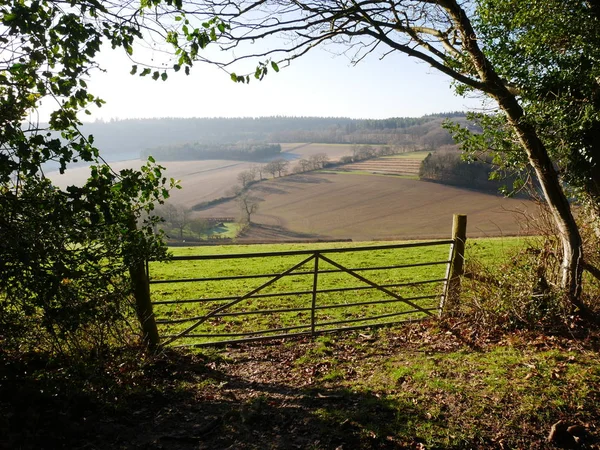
[196,172,539,241]
[47,144,358,208]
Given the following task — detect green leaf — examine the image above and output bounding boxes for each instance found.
[148,156,155,163]
[271,61,279,72]
[231,73,238,82]
[140,68,151,76]
[130,64,138,75]
[161,72,168,81]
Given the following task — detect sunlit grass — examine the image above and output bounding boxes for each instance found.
[150,238,527,346]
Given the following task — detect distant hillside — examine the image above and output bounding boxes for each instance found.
[73,113,468,161]
[141,143,282,162]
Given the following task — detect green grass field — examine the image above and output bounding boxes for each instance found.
[150,237,527,346]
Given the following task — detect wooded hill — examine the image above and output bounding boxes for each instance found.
[140,143,282,161]
[76,112,468,161]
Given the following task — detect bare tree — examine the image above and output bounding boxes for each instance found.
[309,153,329,169]
[297,159,312,172]
[237,192,260,224]
[237,169,256,188]
[189,218,212,237]
[252,164,266,180]
[155,203,189,240]
[353,145,376,161]
[265,159,289,177]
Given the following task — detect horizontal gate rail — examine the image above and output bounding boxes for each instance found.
[152,279,447,305]
[156,294,440,324]
[167,317,430,348]
[163,307,438,340]
[157,240,454,262]
[149,260,450,284]
[150,238,458,347]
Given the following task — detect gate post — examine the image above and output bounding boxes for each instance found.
[311,254,319,335]
[444,214,467,314]
[128,214,160,351]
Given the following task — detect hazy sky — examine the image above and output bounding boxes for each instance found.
[52,36,486,122]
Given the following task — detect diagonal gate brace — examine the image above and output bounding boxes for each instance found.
[160,254,316,346]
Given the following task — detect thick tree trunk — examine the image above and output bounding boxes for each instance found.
[446,1,584,306]
[501,115,583,303]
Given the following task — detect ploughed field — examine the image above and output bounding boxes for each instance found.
[337,159,421,177]
[332,152,429,177]
[47,143,359,208]
[195,172,538,241]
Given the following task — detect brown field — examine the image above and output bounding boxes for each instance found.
[194,172,538,241]
[280,142,357,161]
[47,159,257,207]
[47,143,359,208]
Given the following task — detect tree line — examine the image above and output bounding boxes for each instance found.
[419,151,522,194]
[70,115,461,161]
[141,142,282,161]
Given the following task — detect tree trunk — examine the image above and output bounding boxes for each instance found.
[500,114,583,304]
[446,0,584,306]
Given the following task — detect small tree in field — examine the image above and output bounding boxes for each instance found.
[189,218,212,237]
[309,153,329,170]
[298,159,312,172]
[237,169,256,188]
[265,159,289,178]
[237,192,260,224]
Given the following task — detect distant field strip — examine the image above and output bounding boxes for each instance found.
[335,153,428,177]
[339,159,422,176]
[150,241,453,346]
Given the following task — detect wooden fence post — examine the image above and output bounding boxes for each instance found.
[446,214,467,313]
[128,214,160,351]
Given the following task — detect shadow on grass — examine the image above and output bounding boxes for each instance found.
[238,223,328,242]
[1,348,433,450]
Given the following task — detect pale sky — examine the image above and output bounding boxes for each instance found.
[58,39,485,122]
